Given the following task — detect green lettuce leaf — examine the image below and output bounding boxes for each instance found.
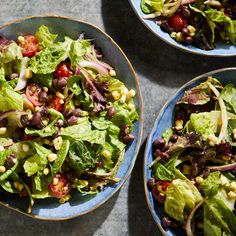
[67,75,82,95]
[0,149,10,166]
[204,196,236,236]
[162,128,173,143]
[141,0,164,14]
[68,140,96,175]
[200,172,221,197]
[31,73,54,91]
[221,84,236,113]
[164,179,203,221]
[92,116,112,130]
[35,25,58,48]
[0,41,22,64]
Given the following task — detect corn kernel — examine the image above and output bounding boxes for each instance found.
[233,129,236,139]
[183,165,191,175]
[56,91,64,100]
[195,176,204,184]
[34,106,40,112]
[43,168,50,176]
[128,103,135,110]
[208,134,217,146]
[53,177,59,185]
[48,153,57,162]
[22,144,29,152]
[176,32,184,42]
[80,111,89,117]
[228,191,236,199]
[129,89,136,98]
[122,88,129,96]
[0,127,7,135]
[109,69,116,77]
[0,166,6,173]
[187,25,196,34]
[112,91,121,101]
[59,197,66,204]
[28,114,33,120]
[43,87,48,92]
[175,120,183,131]
[44,139,51,145]
[101,150,111,159]
[119,94,126,104]
[190,32,195,37]
[60,99,64,104]
[223,155,231,161]
[170,32,177,38]
[45,127,51,132]
[18,183,24,192]
[230,181,236,191]
[53,136,63,150]
[17,36,24,43]
[24,68,32,79]
[13,181,20,189]
[0,146,4,151]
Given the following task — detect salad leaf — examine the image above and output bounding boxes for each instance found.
[0,180,16,193]
[0,149,10,166]
[35,25,57,48]
[162,128,173,143]
[154,163,175,181]
[68,140,96,175]
[0,41,22,64]
[204,196,236,236]
[67,75,82,95]
[164,179,203,221]
[221,84,236,113]
[200,171,221,197]
[9,141,35,159]
[0,160,18,182]
[0,85,23,111]
[190,111,220,140]
[69,39,91,69]
[29,37,72,74]
[31,73,54,91]
[227,119,236,146]
[92,117,112,130]
[141,0,164,14]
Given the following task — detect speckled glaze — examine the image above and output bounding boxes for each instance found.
[0,16,143,220]
[144,68,236,236]
[129,0,236,57]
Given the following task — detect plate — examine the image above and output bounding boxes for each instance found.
[0,15,143,220]
[144,67,236,235]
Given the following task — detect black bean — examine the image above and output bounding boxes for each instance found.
[13,128,24,142]
[185,36,193,44]
[67,116,78,126]
[20,115,29,127]
[5,154,16,169]
[64,109,74,118]
[123,134,135,143]
[120,124,129,136]
[162,144,169,152]
[181,27,189,36]
[107,106,116,119]
[162,216,172,229]
[0,118,8,127]
[96,160,104,168]
[40,106,48,116]
[51,128,59,139]
[73,108,82,117]
[154,149,162,157]
[52,78,67,90]
[38,91,48,103]
[170,134,178,143]
[181,5,191,18]
[30,112,42,127]
[52,79,59,90]
[161,152,170,161]
[153,138,165,149]
[160,20,171,33]
[147,178,156,189]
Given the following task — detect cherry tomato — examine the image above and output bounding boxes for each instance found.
[48,96,63,112]
[168,13,187,32]
[25,83,43,106]
[161,181,171,191]
[54,62,73,78]
[49,173,71,198]
[20,35,39,57]
[151,184,165,203]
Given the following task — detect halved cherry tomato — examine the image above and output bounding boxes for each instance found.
[19,35,39,57]
[25,83,43,106]
[49,173,71,198]
[161,181,171,191]
[168,13,187,32]
[54,62,73,78]
[48,96,63,112]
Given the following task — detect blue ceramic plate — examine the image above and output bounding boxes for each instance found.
[0,16,143,220]
[129,0,236,57]
[144,68,236,236]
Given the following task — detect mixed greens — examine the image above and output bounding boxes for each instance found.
[0,25,139,212]
[141,0,236,50]
[148,77,236,236]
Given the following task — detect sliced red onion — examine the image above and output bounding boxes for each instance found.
[182,0,195,4]
[209,162,236,172]
[14,57,29,91]
[79,60,109,75]
[22,94,34,110]
[186,200,204,236]
[75,67,80,76]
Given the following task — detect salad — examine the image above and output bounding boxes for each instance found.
[0,25,139,213]
[148,77,236,235]
[141,0,236,50]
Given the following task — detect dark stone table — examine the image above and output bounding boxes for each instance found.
[0,0,235,235]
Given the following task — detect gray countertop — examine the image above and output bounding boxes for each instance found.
[0,0,235,235]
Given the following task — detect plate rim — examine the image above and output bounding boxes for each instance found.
[128,0,236,57]
[0,15,144,221]
[143,67,236,235]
